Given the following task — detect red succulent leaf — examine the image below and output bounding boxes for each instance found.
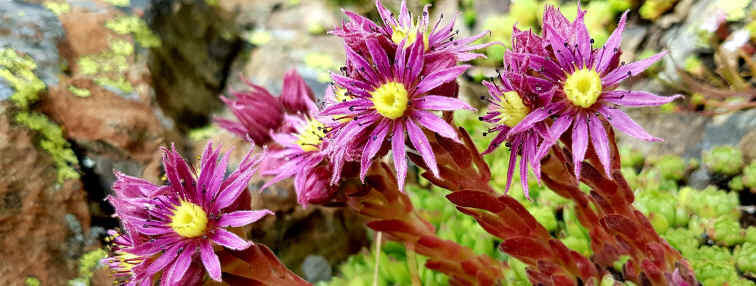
[446,191,505,212]
[499,237,552,261]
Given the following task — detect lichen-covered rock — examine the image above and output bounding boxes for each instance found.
[0,0,64,98]
[0,102,91,286]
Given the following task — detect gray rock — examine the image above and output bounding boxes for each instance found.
[0,0,64,100]
[690,109,756,158]
[302,255,332,283]
[146,0,241,131]
[688,167,712,190]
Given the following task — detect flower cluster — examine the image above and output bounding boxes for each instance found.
[481,5,680,193]
[103,143,272,285]
[323,0,492,191]
[217,69,337,206]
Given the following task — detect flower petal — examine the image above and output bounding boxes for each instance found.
[588,115,612,177]
[211,228,252,250]
[146,243,181,275]
[217,210,273,227]
[594,10,628,73]
[165,243,194,284]
[200,240,222,281]
[603,90,682,107]
[411,110,459,142]
[415,65,470,95]
[366,38,391,77]
[599,107,662,142]
[406,118,439,177]
[392,120,407,192]
[413,95,475,111]
[508,107,550,136]
[571,112,589,181]
[602,51,667,86]
[360,119,391,181]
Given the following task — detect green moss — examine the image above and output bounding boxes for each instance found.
[15,112,80,182]
[0,49,46,109]
[43,1,71,15]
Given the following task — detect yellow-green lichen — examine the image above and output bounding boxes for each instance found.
[68,86,91,97]
[1,49,79,182]
[15,112,80,182]
[0,49,45,109]
[104,0,130,7]
[43,1,71,15]
[110,39,134,56]
[105,16,161,48]
[95,77,133,93]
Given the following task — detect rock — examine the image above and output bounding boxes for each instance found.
[688,167,713,190]
[146,0,242,131]
[738,129,756,163]
[302,255,332,283]
[0,0,64,98]
[0,102,91,286]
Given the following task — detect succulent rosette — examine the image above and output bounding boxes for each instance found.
[104,143,273,285]
[506,6,680,180]
[322,35,474,191]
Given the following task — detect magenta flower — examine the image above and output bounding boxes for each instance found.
[280,69,318,115]
[322,37,474,191]
[106,143,273,284]
[331,0,493,63]
[215,79,285,145]
[262,111,335,206]
[507,7,680,180]
[103,230,154,286]
[480,29,555,198]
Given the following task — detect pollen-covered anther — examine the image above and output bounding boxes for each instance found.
[564,68,602,108]
[496,91,530,127]
[169,200,208,238]
[296,119,326,152]
[370,81,409,120]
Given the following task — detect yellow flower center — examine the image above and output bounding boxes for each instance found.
[391,24,430,49]
[563,68,603,108]
[370,82,409,120]
[169,200,208,238]
[496,91,530,127]
[296,118,326,152]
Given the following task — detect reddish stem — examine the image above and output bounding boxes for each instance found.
[539,122,698,285]
[413,127,602,285]
[341,162,507,286]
